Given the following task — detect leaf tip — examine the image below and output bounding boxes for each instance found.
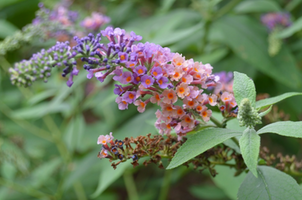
[251,169,258,178]
[166,164,175,170]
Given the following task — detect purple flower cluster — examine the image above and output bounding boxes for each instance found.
[72,27,143,82]
[10,41,77,87]
[261,12,291,30]
[33,3,78,27]
[9,27,142,87]
[30,3,110,47]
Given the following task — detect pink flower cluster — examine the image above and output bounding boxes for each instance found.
[97,132,114,159]
[106,39,232,140]
[49,6,78,26]
[81,12,110,31]
[212,71,233,94]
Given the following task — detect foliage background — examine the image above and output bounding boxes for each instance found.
[0,0,302,199]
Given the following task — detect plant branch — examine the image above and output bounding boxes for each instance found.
[123,169,139,200]
[214,0,242,20]
[73,181,87,200]
[158,170,172,200]
[0,102,53,141]
[210,116,223,128]
[0,177,54,199]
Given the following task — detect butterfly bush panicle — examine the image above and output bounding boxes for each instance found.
[10,26,238,143]
[261,12,291,31]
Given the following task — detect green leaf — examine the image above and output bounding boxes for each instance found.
[114,108,157,138]
[256,92,302,110]
[234,0,280,13]
[211,111,245,132]
[125,9,201,45]
[285,0,302,11]
[223,138,241,154]
[194,47,229,64]
[210,112,242,153]
[63,152,98,190]
[1,140,29,173]
[166,128,242,169]
[150,22,202,46]
[233,71,256,107]
[257,121,302,138]
[63,115,85,152]
[211,165,247,200]
[237,166,302,199]
[158,0,176,13]
[91,160,131,198]
[30,158,62,188]
[278,16,302,39]
[0,0,23,8]
[0,188,9,200]
[211,16,302,89]
[239,128,260,177]
[258,105,272,117]
[10,102,70,119]
[1,161,17,180]
[27,90,57,106]
[0,20,18,38]
[189,184,227,199]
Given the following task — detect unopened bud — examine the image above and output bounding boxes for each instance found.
[237,98,261,128]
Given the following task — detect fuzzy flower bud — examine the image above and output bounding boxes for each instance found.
[237,98,261,128]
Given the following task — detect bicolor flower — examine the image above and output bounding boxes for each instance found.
[134,65,147,76]
[162,89,178,104]
[150,66,163,79]
[120,71,133,85]
[156,76,169,89]
[118,52,128,63]
[150,92,162,105]
[176,83,190,99]
[134,99,147,113]
[141,75,154,88]
[97,132,114,145]
[116,96,129,110]
[122,91,137,104]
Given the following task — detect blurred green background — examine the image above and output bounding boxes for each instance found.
[0,0,302,199]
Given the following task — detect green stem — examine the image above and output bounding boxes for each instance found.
[42,115,71,163]
[210,161,237,168]
[200,20,211,55]
[221,117,235,128]
[73,181,87,200]
[123,170,139,200]
[0,102,53,141]
[210,116,223,128]
[0,177,54,199]
[196,0,242,54]
[42,115,73,198]
[214,0,242,20]
[158,170,172,200]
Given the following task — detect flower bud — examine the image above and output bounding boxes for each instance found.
[237,98,261,128]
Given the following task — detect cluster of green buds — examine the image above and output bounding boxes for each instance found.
[237,98,262,128]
